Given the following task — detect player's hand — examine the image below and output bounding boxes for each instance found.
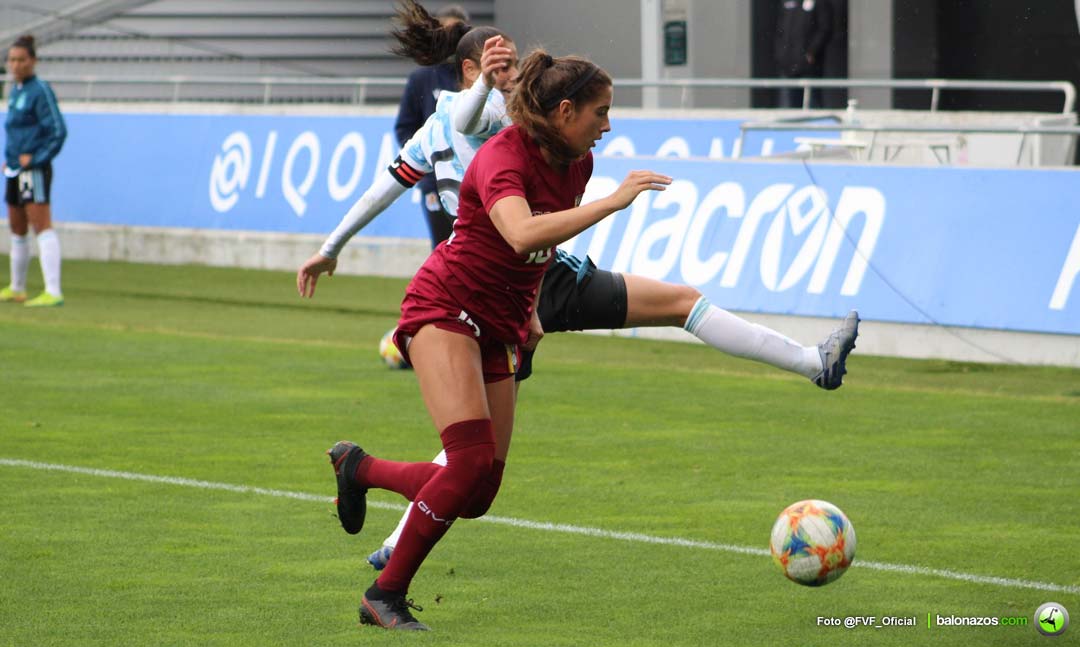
[480,36,514,89]
[18,154,31,169]
[297,253,337,298]
[524,310,544,351]
[606,170,672,211]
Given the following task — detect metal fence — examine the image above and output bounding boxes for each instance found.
[26,75,1078,113]
[737,121,1080,165]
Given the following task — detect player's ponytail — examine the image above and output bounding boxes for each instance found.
[390,0,509,87]
[390,0,471,66]
[509,49,612,166]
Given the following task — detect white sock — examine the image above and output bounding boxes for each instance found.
[9,234,29,291]
[382,449,448,549]
[36,229,62,297]
[684,297,822,379]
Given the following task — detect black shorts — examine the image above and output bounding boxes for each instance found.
[517,254,629,381]
[5,163,52,206]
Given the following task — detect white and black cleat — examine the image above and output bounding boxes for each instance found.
[812,310,860,390]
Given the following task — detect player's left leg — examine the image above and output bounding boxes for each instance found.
[622,274,822,378]
[548,261,858,388]
[458,373,514,518]
[25,196,62,307]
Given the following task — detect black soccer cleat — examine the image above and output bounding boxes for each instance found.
[359,584,430,631]
[326,441,369,535]
[812,310,860,390]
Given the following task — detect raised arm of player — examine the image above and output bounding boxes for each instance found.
[488,170,671,255]
[451,36,514,136]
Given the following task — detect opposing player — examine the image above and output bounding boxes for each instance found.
[327,51,671,630]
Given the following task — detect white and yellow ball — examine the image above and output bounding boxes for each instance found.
[770,499,856,586]
[378,328,410,369]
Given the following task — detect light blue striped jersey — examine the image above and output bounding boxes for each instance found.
[399,88,510,217]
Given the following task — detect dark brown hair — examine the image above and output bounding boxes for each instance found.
[508,49,612,166]
[435,4,469,22]
[390,0,508,86]
[11,34,36,58]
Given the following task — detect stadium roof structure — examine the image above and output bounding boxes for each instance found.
[2,0,494,101]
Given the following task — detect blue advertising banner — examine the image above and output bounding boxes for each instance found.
[42,111,808,238]
[7,110,1079,334]
[572,157,1080,336]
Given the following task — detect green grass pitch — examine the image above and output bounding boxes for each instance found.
[1,258,1078,646]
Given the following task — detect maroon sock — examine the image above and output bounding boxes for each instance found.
[377,418,494,593]
[459,458,505,519]
[355,457,440,502]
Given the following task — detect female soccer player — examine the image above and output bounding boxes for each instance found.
[300,3,858,582]
[1,34,68,307]
[326,49,671,631]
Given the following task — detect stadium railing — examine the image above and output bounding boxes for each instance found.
[31,75,1077,113]
[737,121,1080,165]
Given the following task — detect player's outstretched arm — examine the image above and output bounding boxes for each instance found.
[297,160,424,297]
[490,170,671,255]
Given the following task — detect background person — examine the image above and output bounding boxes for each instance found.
[392,3,470,248]
[774,0,833,109]
[2,34,67,307]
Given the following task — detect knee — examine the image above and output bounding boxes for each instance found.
[440,418,495,487]
[458,442,495,480]
[446,439,494,487]
[674,285,704,321]
[459,459,505,519]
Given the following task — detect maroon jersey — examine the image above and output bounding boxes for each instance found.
[408,125,593,345]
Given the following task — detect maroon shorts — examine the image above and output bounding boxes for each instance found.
[395,267,520,384]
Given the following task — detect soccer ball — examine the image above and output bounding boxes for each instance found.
[770,499,856,586]
[378,328,410,369]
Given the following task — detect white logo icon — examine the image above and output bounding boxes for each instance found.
[1049,223,1080,310]
[209,131,252,213]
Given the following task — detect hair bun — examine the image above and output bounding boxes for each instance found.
[540,53,554,68]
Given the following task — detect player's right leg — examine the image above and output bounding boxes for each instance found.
[354,324,497,631]
[2,198,30,303]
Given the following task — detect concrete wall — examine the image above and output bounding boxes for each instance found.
[493,0,751,109]
[848,1,892,109]
[684,0,752,108]
[4,221,1077,367]
[494,0,644,107]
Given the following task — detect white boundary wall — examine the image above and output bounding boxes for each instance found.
[3,221,1078,368]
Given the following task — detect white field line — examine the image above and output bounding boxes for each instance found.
[3,458,1078,595]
